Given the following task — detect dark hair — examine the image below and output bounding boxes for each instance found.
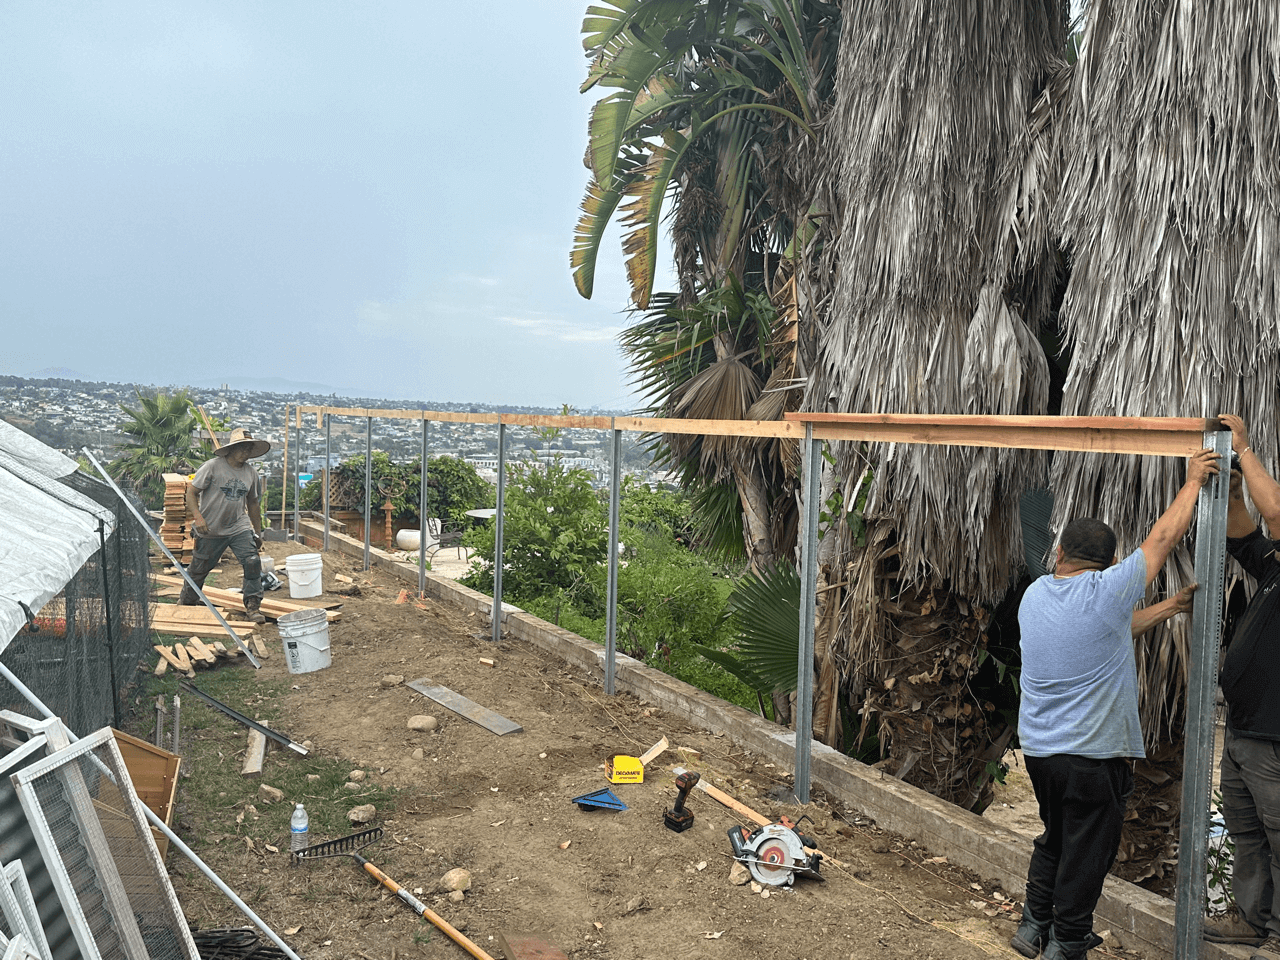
[1059,518,1117,566]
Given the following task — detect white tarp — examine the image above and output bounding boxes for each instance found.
[0,421,115,653]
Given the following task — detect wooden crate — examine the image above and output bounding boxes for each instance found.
[112,729,181,860]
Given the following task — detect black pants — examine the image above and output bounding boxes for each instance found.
[1024,753,1133,942]
[178,529,263,604]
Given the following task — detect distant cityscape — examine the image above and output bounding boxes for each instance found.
[0,374,666,489]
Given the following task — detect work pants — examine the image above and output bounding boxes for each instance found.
[178,529,263,605]
[1221,726,1280,939]
[1024,753,1133,942]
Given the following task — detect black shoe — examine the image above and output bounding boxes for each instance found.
[1042,931,1103,960]
[1011,907,1052,958]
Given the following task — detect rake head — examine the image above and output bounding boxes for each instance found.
[292,827,383,863]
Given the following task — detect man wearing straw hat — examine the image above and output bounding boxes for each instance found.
[179,428,270,624]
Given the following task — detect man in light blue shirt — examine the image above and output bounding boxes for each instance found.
[1011,448,1219,960]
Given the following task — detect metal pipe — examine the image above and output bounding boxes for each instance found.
[1174,428,1232,959]
[80,449,260,667]
[794,425,822,804]
[323,413,331,551]
[420,417,428,598]
[604,424,621,695]
[172,694,181,754]
[98,519,121,730]
[492,422,506,643]
[363,416,372,572]
[292,415,301,541]
[0,660,304,960]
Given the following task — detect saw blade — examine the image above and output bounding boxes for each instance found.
[748,838,796,886]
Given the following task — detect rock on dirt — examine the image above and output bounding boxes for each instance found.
[728,862,751,886]
[411,748,424,760]
[441,868,471,892]
[379,675,403,688]
[407,715,438,732]
[348,769,366,781]
[257,784,284,803]
[348,804,376,823]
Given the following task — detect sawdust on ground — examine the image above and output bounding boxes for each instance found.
[162,542,1156,960]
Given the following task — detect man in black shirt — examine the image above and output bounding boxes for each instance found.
[1208,414,1280,960]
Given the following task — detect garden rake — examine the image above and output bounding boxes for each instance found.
[293,827,496,960]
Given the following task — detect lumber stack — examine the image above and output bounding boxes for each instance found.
[160,473,195,565]
[151,575,342,623]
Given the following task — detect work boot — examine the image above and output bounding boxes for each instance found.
[1011,905,1052,957]
[1041,931,1103,960]
[244,596,266,625]
[1204,908,1265,946]
[1252,934,1280,960]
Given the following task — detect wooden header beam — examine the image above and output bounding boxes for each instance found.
[294,404,1217,455]
[785,413,1219,457]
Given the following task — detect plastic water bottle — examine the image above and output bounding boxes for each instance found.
[290,803,309,854]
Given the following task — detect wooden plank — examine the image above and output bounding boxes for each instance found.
[406,677,522,736]
[211,642,229,658]
[241,724,268,778]
[186,638,217,664]
[251,637,269,658]
[496,933,569,960]
[153,645,186,672]
[499,414,612,430]
[152,621,254,642]
[613,415,801,439]
[162,606,226,624]
[672,766,845,867]
[784,412,1218,456]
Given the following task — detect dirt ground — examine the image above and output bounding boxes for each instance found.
[162,541,1152,960]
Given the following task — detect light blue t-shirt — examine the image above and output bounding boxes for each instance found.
[1017,549,1147,759]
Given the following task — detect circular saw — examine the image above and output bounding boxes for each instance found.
[727,817,825,887]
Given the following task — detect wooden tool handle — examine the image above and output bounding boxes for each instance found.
[359,859,497,960]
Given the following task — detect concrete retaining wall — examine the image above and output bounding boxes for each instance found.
[297,520,1242,960]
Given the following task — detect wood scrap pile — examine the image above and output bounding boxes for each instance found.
[153,636,269,676]
[160,472,195,565]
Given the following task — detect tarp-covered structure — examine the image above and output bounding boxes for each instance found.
[0,421,151,734]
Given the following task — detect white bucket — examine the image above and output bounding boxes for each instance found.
[277,608,331,674]
[285,553,323,599]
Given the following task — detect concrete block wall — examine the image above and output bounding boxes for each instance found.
[296,520,1245,960]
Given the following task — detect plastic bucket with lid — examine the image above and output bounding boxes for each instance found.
[277,608,331,674]
[285,553,323,598]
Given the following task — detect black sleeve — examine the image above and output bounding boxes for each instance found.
[1226,528,1280,581]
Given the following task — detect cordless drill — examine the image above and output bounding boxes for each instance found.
[663,771,700,832]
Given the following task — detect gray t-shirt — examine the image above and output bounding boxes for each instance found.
[191,456,261,538]
[1017,548,1147,759]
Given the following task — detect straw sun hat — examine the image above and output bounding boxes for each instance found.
[214,428,271,459]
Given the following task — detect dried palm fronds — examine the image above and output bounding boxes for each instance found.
[791,0,1069,801]
[1053,0,1280,746]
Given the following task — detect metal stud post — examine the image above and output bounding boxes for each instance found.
[795,424,823,804]
[492,422,506,643]
[605,424,621,695]
[363,416,372,572]
[1174,428,1233,959]
[323,413,331,551]
[420,418,428,598]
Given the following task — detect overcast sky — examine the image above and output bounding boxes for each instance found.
[0,2,663,408]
